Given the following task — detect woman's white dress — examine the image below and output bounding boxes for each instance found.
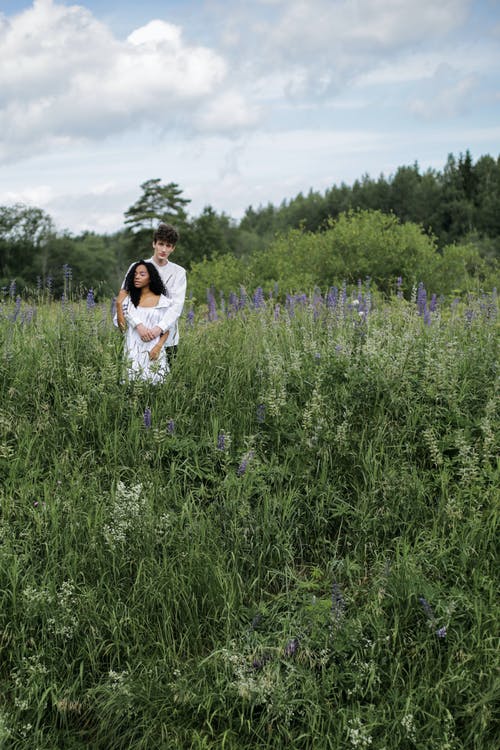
[114,295,171,384]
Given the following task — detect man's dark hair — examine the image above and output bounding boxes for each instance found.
[124,260,166,307]
[153,223,179,245]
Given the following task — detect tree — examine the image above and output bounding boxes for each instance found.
[435,153,476,244]
[124,179,191,233]
[471,155,500,249]
[179,206,239,267]
[0,204,55,287]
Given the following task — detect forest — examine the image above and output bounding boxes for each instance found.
[1,150,499,300]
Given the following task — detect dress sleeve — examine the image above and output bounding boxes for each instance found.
[124,299,142,329]
[113,295,130,327]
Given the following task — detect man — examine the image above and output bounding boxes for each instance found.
[116,223,186,366]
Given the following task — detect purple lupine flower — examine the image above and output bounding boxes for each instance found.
[228,291,238,317]
[236,457,247,476]
[167,419,175,435]
[252,653,272,670]
[187,308,194,327]
[217,431,227,451]
[9,280,16,299]
[239,286,247,309]
[465,308,474,325]
[86,288,95,309]
[237,450,254,476]
[418,596,435,621]
[285,294,295,317]
[435,626,447,638]
[327,286,338,309]
[313,289,323,320]
[46,275,53,295]
[424,308,432,326]
[22,307,35,325]
[284,637,299,658]
[396,276,403,298]
[340,282,347,313]
[207,288,217,321]
[256,404,266,423]
[417,282,427,316]
[429,293,438,312]
[253,286,265,309]
[11,295,21,322]
[143,407,152,430]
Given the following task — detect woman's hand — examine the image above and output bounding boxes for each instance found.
[117,307,126,332]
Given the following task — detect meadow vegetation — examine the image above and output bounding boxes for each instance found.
[187,210,497,304]
[0,276,498,748]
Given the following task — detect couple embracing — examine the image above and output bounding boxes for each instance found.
[114,223,186,384]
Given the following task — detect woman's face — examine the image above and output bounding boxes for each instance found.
[133,264,150,288]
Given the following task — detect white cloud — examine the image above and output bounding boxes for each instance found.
[408,64,479,119]
[0,0,486,165]
[358,37,500,88]
[195,91,261,131]
[1,184,55,206]
[223,0,471,65]
[214,0,476,106]
[0,0,251,163]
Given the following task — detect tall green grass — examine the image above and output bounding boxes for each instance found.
[0,286,498,749]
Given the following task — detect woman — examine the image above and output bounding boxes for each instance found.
[115,260,171,383]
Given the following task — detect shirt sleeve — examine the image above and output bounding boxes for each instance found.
[156,268,187,333]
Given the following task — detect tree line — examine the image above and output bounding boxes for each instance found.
[1,150,498,299]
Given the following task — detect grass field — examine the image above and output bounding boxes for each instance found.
[0,283,498,749]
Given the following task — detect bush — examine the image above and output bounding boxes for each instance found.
[188,210,488,301]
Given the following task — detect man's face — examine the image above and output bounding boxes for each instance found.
[153,240,175,265]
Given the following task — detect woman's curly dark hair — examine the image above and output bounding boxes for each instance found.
[124,261,166,307]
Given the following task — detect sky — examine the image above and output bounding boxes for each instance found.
[0,0,499,235]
